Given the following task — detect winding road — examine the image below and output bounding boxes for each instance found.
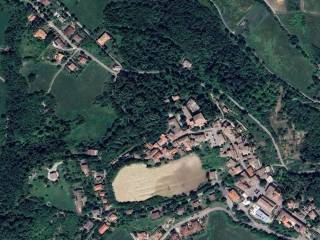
[225,93,287,169]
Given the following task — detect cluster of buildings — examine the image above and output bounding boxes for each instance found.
[216,118,310,236]
[144,98,208,163]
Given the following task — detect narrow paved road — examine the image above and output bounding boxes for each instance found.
[225,94,287,169]
[160,207,234,240]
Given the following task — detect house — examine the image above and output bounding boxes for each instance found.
[82,220,94,232]
[74,189,86,214]
[171,95,180,101]
[67,62,77,72]
[78,55,88,65]
[33,29,47,40]
[27,14,36,22]
[53,37,66,48]
[186,98,200,113]
[63,25,75,37]
[112,64,122,73]
[265,184,282,206]
[94,184,103,192]
[150,230,163,240]
[286,199,297,209]
[38,0,51,6]
[250,204,272,223]
[227,188,241,203]
[179,220,203,238]
[54,53,64,63]
[181,59,192,69]
[72,34,83,44]
[98,222,110,235]
[80,162,89,176]
[86,149,98,156]
[48,170,59,181]
[96,32,111,46]
[308,210,318,220]
[150,210,161,220]
[136,232,148,240]
[192,112,207,127]
[107,213,118,222]
[256,196,277,217]
[277,210,307,234]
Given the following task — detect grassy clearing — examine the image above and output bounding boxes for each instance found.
[52,62,117,144]
[194,211,277,240]
[52,62,112,118]
[304,0,320,12]
[197,145,226,170]
[104,228,132,240]
[65,104,117,145]
[279,13,320,59]
[20,60,59,92]
[30,168,75,212]
[61,0,109,30]
[244,4,316,95]
[209,0,255,30]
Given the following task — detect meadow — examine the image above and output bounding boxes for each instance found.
[195,211,278,240]
[30,167,75,212]
[61,0,109,30]
[243,3,316,95]
[112,154,207,202]
[52,62,117,145]
[196,145,226,170]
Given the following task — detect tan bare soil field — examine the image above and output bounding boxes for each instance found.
[112,154,207,202]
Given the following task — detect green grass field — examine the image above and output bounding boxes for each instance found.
[104,228,132,240]
[209,0,255,30]
[197,145,226,170]
[61,0,109,30]
[194,211,277,240]
[304,0,320,12]
[52,62,117,145]
[20,60,59,92]
[30,168,75,212]
[279,12,320,64]
[243,4,316,95]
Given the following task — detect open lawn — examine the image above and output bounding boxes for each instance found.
[61,0,109,30]
[197,145,226,170]
[279,12,320,64]
[52,62,117,144]
[112,154,207,202]
[30,168,75,212]
[243,3,316,95]
[194,211,278,240]
[104,228,132,240]
[20,60,59,92]
[209,0,255,30]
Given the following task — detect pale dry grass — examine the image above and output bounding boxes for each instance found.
[112,154,206,202]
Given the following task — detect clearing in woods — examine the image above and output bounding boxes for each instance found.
[112,154,207,202]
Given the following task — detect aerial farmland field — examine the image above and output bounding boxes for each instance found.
[243,4,316,95]
[112,154,207,202]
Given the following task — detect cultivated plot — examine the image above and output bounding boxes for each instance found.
[112,154,207,202]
